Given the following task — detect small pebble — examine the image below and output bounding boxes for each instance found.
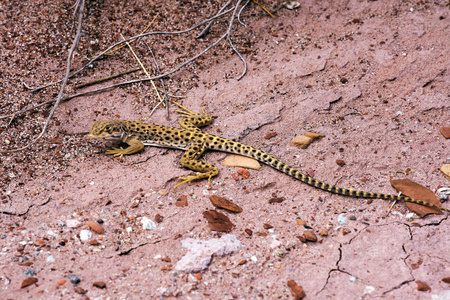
[349,215,356,221]
[194,273,202,281]
[405,213,415,222]
[337,214,348,225]
[93,281,106,289]
[342,228,351,235]
[23,269,36,277]
[46,255,55,263]
[319,229,328,236]
[68,274,81,284]
[296,218,306,226]
[141,217,157,230]
[336,159,345,167]
[74,286,87,294]
[66,219,82,228]
[303,230,317,242]
[57,279,66,286]
[157,189,169,196]
[79,229,92,242]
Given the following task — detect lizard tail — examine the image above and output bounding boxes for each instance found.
[227,141,449,213]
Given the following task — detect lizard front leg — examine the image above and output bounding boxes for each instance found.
[174,141,218,189]
[105,138,144,157]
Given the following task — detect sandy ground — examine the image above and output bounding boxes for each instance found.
[1,0,449,299]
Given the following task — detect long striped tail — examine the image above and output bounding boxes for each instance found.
[241,145,449,213]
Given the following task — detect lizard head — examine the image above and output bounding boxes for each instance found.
[89,121,126,141]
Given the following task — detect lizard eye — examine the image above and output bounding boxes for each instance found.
[105,126,111,132]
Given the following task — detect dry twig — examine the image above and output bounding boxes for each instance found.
[2,1,275,150]
[0,0,86,153]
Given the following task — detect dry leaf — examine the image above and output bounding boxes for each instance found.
[203,210,234,232]
[21,277,38,288]
[222,155,261,170]
[416,280,431,292]
[93,281,106,289]
[86,221,104,234]
[268,197,285,203]
[175,195,188,207]
[209,195,243,213]
[390,178,443,217]
[290,132,325,149]
[158,189,169,196]
[264,132,277,139]
[237,168,250,179]
[287,280,306,299]
[440,164,450,180]
[439,127,450,139]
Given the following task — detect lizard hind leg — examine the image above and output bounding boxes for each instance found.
[174,142,218,189]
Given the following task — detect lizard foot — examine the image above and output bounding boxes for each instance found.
[174,174,213,190]
[105,147,127,157]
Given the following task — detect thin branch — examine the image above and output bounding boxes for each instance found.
[2,31,228,122]
[120,33,164,105]
[143,41,170,118]
[1,0,85,153]
[74,67,141,89]
[196,0,234,39]
[238,0,251,27]
[227,0,248,80]
[28,7,235,93]
[5,1,267,124]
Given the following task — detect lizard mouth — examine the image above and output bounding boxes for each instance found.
[103,133,124,140]
[89,132,124,140]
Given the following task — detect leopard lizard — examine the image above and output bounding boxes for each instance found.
[88,102,449,213]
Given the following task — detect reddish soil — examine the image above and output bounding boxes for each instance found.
[1,0,449,299]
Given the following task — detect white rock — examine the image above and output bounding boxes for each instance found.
[337,214,348,225]
[175,234,242,273]
[270,239,282,248]
[46,255,55,263]
[141,217,157,230]
[66,219,82,228]
[79,229,92,241]
[46,230,57,237]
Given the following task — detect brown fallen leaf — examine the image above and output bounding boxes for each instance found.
[203,210,234,232]
[290,132,325,149]
[209,195,243,213]
[263,223,273,229]
[93,281,106,289]
[439,127,450,139]
[390,179,442,217]
[237,168,250,179]
[440,164,450,180]
[287,280,306,299]
[264,132,277,139]
[86,221,104,234]
[268,197,285,203]
[21,277,38,288]
[222,154,261,170]
[175,195,188,207]
[416,280,431,292]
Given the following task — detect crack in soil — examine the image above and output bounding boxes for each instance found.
[1,197,51,216]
